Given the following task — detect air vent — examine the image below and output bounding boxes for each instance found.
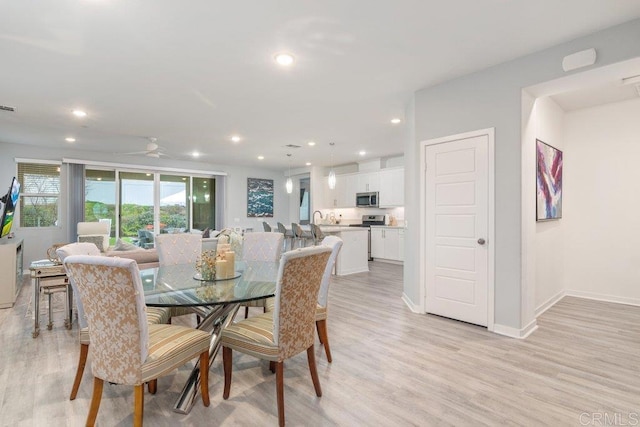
[0,105,16,112]
[284,144,301,149]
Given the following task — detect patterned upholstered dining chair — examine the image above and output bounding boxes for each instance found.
[155,233,202,265]
[221,245,331,427]
[240,232,284,318]
[57,243,171,401]
[155,233,203,323]
[265,235,342,362]
[63,255,211,427]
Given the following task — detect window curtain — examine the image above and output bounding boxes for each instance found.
[215,175,226,230]
[66,162,85,243]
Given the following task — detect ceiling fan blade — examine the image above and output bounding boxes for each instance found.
[122,150,148,155]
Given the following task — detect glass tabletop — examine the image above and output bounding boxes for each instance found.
[142,260,279,307]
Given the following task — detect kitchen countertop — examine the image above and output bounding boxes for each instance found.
[369,225,406,229]
[318,226,368,233]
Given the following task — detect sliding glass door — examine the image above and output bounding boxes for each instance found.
[192,177,216,231]
[119,172,154,246]
[85,169,116,244]
[160,174,190,233]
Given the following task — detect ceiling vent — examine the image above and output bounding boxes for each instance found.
[284,144,301,149]
[0,105,16,112]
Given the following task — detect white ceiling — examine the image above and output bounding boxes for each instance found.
[2,1,640,170]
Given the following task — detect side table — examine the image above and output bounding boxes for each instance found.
[29,260,73,338]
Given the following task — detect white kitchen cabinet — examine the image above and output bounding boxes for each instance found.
[379,168,404,207]
[370,227,403,262]
[335,174,357,208]
[356,172,380,193]
[370,227,385,259]
[0,238,24,308]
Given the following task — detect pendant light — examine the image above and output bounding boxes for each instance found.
[285,153,293,194]
[328,142,336,190]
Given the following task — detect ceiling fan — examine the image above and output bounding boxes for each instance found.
[123,138,169,158]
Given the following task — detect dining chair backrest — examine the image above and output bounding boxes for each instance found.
[155,233,202,266]
[242,232,284,262]
[272,246,331,359]
[57,242,103,329]
[63,255,150,384]
[262,222,272,232]
[317,236,343,307]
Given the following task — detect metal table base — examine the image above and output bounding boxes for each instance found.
[172,303,240,414]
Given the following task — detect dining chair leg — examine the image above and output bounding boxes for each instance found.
[316,320,332,363]
[133,384,144,427]
[316,322,323,344]
[307,345,322,397]
[275,361,285,427]
[70,343,89,400]
[244,306,249,319]
[86,377,104,427]
[199,351,210,407]
[147,379,157,394]
[222,346,232,399]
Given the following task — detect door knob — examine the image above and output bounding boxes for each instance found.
[477,238,486,245]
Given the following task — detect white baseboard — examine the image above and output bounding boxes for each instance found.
[535,290,566,317]
[401,292,422,313]
[565,290,640,307]
[492,319,538,339]
[372,259,403,265]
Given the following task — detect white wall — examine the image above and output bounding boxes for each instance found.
[0,141,290,268]
[522,96,566,314]
[562,97,640,305]
[409,19,640,331]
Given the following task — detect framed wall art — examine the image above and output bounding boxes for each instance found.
[536,139,563,221]
[247,178,274,217]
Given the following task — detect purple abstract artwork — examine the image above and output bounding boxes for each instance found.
[536,139,563,221]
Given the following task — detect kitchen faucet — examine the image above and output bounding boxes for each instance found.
[312,210,323,224]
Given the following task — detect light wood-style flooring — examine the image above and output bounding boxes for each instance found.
[1,262,639,426]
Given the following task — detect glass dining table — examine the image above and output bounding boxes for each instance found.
[141,260,279,414]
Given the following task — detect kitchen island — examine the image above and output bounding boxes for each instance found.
[318,226,368,275]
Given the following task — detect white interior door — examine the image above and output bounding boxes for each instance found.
[425,134,489,326]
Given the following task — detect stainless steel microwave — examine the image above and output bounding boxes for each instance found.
[356,192,378,208]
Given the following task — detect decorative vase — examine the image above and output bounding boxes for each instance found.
[196,250,217,281]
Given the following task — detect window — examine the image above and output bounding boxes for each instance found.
[85,169,116,240]
[82,167,217,246]
[18,162,61,227]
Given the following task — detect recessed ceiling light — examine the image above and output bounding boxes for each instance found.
[65,137,76,143]
[192,151,200,158]
[306,162,311,166]
[258,155,265,160]
[274,52,295,67]
[231,135,241,143]
[390,118,401,124]
[307,141,316,146]
[359,150,366,156]
[72,109,87,118]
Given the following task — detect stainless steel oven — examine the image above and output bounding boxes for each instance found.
[349,215,385,260]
